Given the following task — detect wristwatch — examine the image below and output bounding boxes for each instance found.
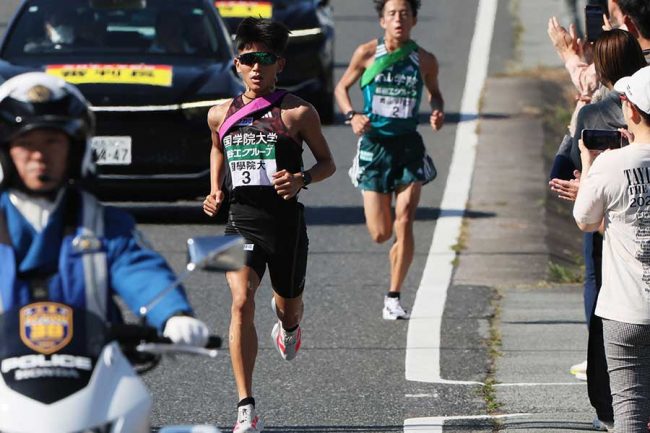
[301,170,312,187]
[345,110,357,122]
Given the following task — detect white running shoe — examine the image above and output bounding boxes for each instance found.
[270,296,302,361]
[233,404,263,433]
[382,296,410,320]
[271,320,301,361]
[570,360,587,381]
[592,417,613,431]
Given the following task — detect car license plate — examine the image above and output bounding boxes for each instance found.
[91,136,132,165]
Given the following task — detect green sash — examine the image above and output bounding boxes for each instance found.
[360,40,418,88]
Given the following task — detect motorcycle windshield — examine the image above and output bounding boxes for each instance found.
[0,302,107,404]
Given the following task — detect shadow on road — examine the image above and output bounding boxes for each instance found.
[305,206,495,225]
[114,204,495,226]
[259,427,403,432]
[111,202,225,225]
[328,110,511,126]
[499,420,599,431]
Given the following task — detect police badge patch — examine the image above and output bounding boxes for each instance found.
[20,302,73,355]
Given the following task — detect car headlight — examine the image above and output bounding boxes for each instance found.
[288,27,324,41]
[181,99,229,121]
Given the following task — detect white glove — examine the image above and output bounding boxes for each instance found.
[163,316,209,347]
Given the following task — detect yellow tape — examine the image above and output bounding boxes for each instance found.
[215,1,272,18]
[46,64,173,87]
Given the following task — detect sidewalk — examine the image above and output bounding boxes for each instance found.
[459,75,596,433]
[455,1,601,431]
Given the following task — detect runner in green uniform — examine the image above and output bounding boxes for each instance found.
[335,0,444,320]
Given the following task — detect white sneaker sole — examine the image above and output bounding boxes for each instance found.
[234,418,264,433]
[271,322,300,361]
[382,308,410,320]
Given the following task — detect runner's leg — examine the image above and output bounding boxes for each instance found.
[389,182,421,293]
[362,190,393,243]
[273,293,303,329]
[227,266,261,400]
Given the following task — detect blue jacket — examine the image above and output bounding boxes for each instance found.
[0,188,193,330]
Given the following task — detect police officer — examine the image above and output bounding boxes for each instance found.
[0,72,209,345]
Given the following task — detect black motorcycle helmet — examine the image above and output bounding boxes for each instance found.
[0,72,95,189]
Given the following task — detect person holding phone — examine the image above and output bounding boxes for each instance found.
[549,29,646,431]
[574,64,650,433]
[203,17,335,433]
[334,0,444,320]
[547,1,629,115]
[581,129,623,151]
[617,0,650,60]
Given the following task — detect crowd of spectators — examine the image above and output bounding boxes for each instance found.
[548,1,650,431]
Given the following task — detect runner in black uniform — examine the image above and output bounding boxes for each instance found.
[202,18,335,433]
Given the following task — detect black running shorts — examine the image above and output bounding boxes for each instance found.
[225,203,308,298]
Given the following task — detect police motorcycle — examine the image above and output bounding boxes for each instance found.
[0,236,244,433]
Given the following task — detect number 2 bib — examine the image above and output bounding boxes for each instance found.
[371,95,417,119]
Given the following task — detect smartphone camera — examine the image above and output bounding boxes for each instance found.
[585,4,605,43]
[581,129,622,151]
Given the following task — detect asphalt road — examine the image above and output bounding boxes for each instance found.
[0,1,513,431]
[132,1,511,431]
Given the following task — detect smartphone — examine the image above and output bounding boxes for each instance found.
[585,4,605,42]
[581,129,622,150]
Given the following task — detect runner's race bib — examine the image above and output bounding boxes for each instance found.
[371,94,416,119]
[223,132,277,187]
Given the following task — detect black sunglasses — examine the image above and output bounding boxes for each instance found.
[238,52,279,66]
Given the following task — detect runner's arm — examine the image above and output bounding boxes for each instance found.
[335,42,375,135]
[420,49,445,131]
[299,104,336,184]
[334,43,372,114]
[274,100,336,200]
[204,103,229,217]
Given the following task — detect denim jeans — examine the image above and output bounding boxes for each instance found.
[584,232,614,422]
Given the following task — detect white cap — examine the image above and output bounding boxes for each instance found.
[614,65,650,115]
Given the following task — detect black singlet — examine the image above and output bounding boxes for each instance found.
[221,93,304,217]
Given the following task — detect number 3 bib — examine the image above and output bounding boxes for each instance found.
[223,131,278,187]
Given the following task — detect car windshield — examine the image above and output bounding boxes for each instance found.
[2,0,230,60]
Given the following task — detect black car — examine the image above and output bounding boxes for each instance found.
[0,0,244,200]
[216,0,334,123]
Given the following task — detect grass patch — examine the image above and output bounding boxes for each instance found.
[508,0,523,71]
[548,260,583,284]
[482,289,504,431]
[450,218,470,253]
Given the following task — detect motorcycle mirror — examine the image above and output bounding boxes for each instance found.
[139,236,244,318]
[186,235,245,272]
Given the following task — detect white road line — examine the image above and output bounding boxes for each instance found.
[494,382,587,387]
[405,393,439,398]
[404,413,530,433]
[405,0,498,384]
